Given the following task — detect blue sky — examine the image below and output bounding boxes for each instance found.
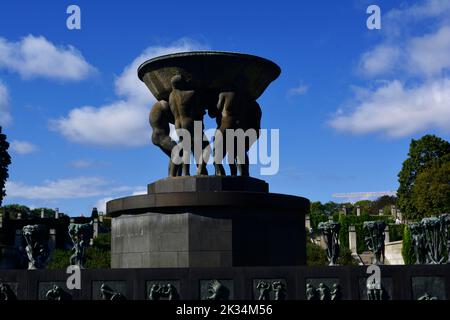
[1,0,449,216]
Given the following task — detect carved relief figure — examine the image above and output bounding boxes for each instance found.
[149,283,180,300]
[256,281,271,300]
[46,285,72,301]
[206,280,230,300]
[0,280,16,300]
[100,283,126,300]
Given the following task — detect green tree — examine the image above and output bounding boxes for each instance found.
[30,207,56,218]
[412,160,450,217]
[0,127,11,206]
[306,241,328,266]
[309,202,327,232]
[354,200,371,215]
[397,135,450,220]
[368,195,397,215]
[3,204,30,219]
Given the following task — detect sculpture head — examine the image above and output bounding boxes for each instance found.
[171,75,186,90]
[22,224,47,246]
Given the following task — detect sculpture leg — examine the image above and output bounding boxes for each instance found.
[229,162,238,176]
[237,153,250,176]
[213,129,226,176]
[196,136,210,176]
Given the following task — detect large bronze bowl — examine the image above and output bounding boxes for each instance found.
[138,51,281,101]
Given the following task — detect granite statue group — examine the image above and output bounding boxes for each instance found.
[410,214,450,265]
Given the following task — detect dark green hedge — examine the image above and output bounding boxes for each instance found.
[389,224,405,242]
[402,225,415,265]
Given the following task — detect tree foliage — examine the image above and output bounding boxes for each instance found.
[3,204,31,219]
[0,127,11,206]
[397,135,450,220]
[306,241,328,267]
[47,233,111,269]
[412,160,450,217]
[368,195,397,215]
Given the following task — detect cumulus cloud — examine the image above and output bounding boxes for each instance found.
[5,177,132,200]
[0,81,11,126]
[0,35,95,81]
[10,140,38,154]
[52,39,208,146]
[331,0,450,137]
[329,79,450,137]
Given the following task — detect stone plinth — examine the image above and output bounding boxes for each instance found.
[108,176,309,268]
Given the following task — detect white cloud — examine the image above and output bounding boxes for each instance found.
[332,0,450,137]
[0,35,95,81]
[386,0,450,23]
[287,85,309,97]
[329,79,450,137]
[132,189,147,196]
[94,187,146,213]
[10,140,38,154]
[52,101,150,146]
[52,39,208,146]
[94,197,113,213]
[408,26,450,76]
[359,45,401,77]
[5,177,132,200]
[0,81,11,126]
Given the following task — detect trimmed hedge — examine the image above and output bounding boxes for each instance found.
[389,224,405,242]
[402,225,415,265]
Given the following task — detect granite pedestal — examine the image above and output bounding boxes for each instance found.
[107,176,309,268]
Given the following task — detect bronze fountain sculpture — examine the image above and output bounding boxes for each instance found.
[107,51,309,269]
[139,51,279,177]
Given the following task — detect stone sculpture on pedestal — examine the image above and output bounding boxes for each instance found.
[363,221,386,265]
[408,214,450,265]
[22,225,49,270]
[318,221,340,266]
[68,223,93,268]
[440,214,450,264]
[410,222,427,264]
[107,52,309,269]
[422,217,445,264]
